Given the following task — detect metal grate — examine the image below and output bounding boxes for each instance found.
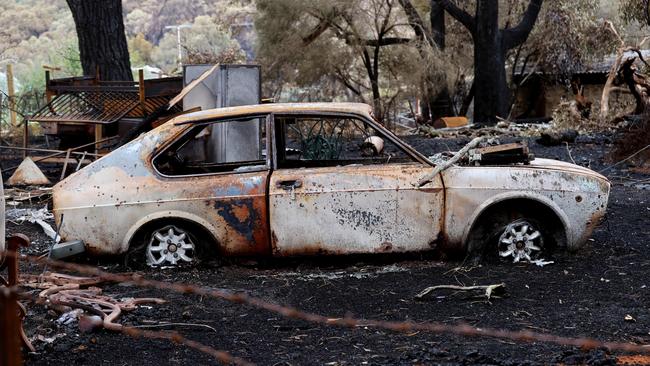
[29,91,141,125]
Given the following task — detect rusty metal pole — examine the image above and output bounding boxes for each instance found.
[7,235,30,287]
[0,287,22,366]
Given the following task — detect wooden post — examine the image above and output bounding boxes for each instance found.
[6,65,24,158]
[6,65,16,127]
[45,70,52,103]
[139,69,146,117]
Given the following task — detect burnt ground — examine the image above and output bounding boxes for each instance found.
[5,134,650,365]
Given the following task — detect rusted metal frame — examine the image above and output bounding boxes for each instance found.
[33,118,116,125]
[98,80,138,87]
[143,97,174,114]
[60,149,72,180]
[77,91,139,122]
[101,92,141,121]
[270,114,279,170]
[75,151,88,172]
[54,93,84,118]
[74,91,104,114]
[4,235,29,287]
[30,93,79,122]
[32,92,70,118]
[30,90,140,124]
[3,136,116,172]
[0,287,22,366]
[0,234,35,355]
[130,97,169,117]
[48,85,139,93]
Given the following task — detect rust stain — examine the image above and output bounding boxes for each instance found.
[617,355,650,365]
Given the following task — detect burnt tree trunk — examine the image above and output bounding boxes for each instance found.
[435,0,543,125]
[430,2,445,49]
[473,0,508,123]
[428,1,453,122]
[66,0,132,81]
[398,0,452,122]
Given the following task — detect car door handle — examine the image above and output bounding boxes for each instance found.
[276,179,302,190]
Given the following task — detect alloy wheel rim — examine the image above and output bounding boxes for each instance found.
[146,225,195,266]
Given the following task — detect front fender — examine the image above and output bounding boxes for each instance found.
[460,191,571,246]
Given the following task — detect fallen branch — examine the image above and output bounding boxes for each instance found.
[415,283,506,301]
[417,137,485,187]
[132,322,219,333]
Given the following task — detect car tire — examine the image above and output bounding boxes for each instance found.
[125,221,209,269]
[466,204,561,264]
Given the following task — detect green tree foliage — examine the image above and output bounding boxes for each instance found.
[620,0,650,27]
[128,33,155,67]
[0,0,252,90]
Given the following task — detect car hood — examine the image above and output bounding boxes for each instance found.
[527,158,608,181]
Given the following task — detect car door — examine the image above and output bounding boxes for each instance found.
[268,114,444,256]
[148,115,272,256]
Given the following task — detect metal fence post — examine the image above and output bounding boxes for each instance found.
[0,287,22,366]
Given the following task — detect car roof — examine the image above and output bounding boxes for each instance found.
[173,102,374,125]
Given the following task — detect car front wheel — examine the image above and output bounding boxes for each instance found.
[497,219,544,263]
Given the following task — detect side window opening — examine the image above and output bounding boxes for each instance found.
[275,115,416,169]
[154,117,267,176]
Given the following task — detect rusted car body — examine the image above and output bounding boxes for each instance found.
[52,103,610,264]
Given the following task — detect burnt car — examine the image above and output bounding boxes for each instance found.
[52,103,610,266]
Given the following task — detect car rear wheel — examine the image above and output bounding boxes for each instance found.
[125,220,212,268]
[146,225,196,266]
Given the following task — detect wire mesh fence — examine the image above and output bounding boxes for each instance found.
[0,90,48,142]
[2,250,650,366]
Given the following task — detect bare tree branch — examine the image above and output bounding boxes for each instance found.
[302,19,332,46]
[433,0,476,35]
[502,0,544,49]
[397,0,435,48]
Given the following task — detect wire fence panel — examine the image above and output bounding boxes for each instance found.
[2,251,648,362]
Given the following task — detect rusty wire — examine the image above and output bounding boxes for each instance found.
[3,282,252,366]
[5,252,649,356]
[119,327,253,366]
